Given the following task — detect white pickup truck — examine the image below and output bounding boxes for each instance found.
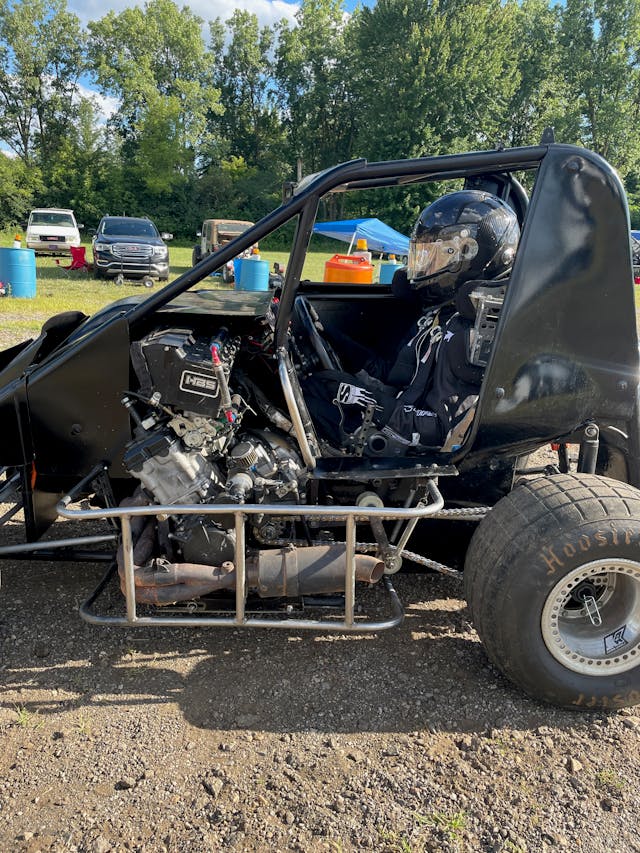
[25,208,82,255]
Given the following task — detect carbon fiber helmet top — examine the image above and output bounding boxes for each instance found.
[407,190,520,300]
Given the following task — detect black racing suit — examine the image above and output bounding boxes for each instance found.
[302,286,486,455]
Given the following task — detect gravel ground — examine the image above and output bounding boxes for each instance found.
[1,327,639,852]
[1,506,639,853]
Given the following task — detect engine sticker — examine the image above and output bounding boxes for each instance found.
[603,625,628,655]
[179,370,219,397]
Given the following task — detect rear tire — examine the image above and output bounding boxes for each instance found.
[464,473,640,709]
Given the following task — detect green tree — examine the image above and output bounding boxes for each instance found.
[214,11,285,165]
[558,0,640,172]
[88,0,221,231]
[504,0,563,147]
[275,0,356,174]
[44,99,122,227]
[345,0,520,228]
[89,0,219,145]
[0,153,41,228]
[198,11,290,222]
[0,0,86,164]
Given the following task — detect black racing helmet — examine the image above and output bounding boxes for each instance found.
[407,190,520,301]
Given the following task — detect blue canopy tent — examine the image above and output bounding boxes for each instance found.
[312,217,410,256]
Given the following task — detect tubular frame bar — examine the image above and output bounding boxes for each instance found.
[59,480,444,632]
[0,534,117,557]
[278,349,318,469]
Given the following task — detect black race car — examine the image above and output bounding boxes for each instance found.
[1,136,639,710]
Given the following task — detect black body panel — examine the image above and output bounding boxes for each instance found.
[27,316,132,478]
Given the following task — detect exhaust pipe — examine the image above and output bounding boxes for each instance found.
[123,558,237,606]
[247,545,384,597]
[117,542,383,605]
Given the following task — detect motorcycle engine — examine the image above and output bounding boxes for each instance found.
[122,327,305,566]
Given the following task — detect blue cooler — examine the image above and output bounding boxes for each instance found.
[237,258,269,291]
[379,261,403,284]
[0,247,36,298]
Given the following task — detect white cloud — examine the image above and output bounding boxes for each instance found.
[68,0,299,29]
[75,81,119,124]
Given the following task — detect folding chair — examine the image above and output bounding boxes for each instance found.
[55,246,91,274]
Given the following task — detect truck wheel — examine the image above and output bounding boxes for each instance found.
[192,247,201,267]
[464,473,640,709]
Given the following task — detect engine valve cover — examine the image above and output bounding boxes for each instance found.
[140,329,232,417]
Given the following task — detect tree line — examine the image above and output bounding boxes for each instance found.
[1,0,639,238]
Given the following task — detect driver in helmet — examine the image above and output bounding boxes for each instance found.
[303,189,520,453]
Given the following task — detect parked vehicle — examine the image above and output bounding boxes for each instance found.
[1,137,639,710]
[92,216,172,285]
[631,231,640,283]
[192,219,254,267]
[24,208,82,255]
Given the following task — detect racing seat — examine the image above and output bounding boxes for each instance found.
[55,246,90,274]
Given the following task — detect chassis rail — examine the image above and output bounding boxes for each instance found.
[52,476,445,632]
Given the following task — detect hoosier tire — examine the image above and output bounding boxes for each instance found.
[464,473,640,710]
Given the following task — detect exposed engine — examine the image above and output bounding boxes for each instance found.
[120,326,384,605]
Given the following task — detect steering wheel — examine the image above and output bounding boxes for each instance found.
[292,295,343,373]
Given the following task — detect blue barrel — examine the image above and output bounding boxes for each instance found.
[0,248,36,298]
[379,261,403,284]
[237,258,269,291]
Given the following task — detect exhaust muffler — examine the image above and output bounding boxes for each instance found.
[117,542,383,605]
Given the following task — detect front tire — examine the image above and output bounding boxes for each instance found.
[464,473,640,709]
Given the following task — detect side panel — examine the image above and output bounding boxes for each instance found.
[470,145,640,461]
[26,316,132,478]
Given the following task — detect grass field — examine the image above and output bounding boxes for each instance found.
[0,237,333,344]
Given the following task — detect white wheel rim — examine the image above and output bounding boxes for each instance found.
[541,558,640,676]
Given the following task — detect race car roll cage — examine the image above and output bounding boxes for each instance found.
[1,140,639,632]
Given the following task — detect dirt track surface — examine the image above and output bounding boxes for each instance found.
[1,511,640,853]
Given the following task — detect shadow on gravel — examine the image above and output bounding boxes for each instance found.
[0,558,601,736]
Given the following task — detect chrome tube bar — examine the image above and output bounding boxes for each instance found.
[234,511,246,626]
[60,479,444,632]
[57,494,444,523]
[344,515,356,628]
[120,515,137,622]
[277,349,317,469]
[0,534,117,556]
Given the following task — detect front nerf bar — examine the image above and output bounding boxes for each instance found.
[55,477,445,633]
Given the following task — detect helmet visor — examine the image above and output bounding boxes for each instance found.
[407,233,478,282]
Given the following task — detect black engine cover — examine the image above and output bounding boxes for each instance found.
[177,517,236,565]
[138,329,224,417]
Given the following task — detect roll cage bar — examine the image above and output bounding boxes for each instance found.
[124,144,548,344]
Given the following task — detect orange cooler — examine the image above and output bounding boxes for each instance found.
[324,254,374,284]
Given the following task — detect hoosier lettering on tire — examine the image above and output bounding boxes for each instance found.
[464,474,640,710]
